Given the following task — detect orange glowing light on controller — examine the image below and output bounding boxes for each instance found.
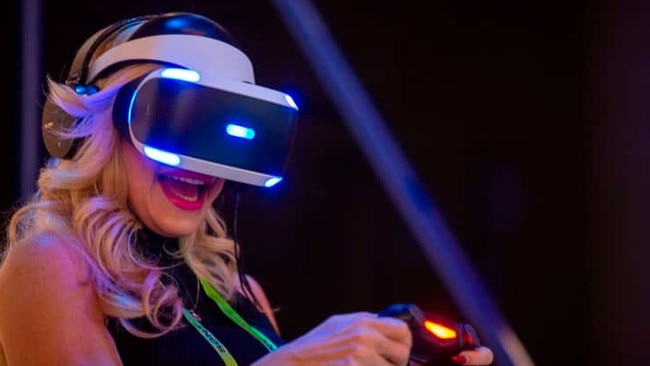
[424,320,457,339]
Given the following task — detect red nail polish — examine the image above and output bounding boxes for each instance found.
[451,355,468,364]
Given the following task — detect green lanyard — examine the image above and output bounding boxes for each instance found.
[182,278,278,365]
[199,278,278,352]
[182,308,238,366]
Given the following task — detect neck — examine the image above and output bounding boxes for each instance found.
[136,227,181,266]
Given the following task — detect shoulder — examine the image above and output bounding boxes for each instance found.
[240,274,281,335]
[0,232,122,363]
[0,232,95,314]
[0,231,91,287]
[239,274,269,309]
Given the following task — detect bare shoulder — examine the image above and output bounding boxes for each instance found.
[0,232,121,364]
[0,231,94,318]
[240,274,281,335]
[240,274,268,307]
[0,231,91,288]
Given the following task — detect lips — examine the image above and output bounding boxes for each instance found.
[158,172,213,211]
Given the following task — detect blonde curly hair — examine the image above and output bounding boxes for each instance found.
[5,59,239,338]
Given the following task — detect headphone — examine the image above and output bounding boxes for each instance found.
[41,12,244,160]
[41,15,155,159]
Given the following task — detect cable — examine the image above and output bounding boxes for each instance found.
[231,186,262,310]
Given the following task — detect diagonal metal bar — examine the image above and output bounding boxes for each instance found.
[269,1,535,365]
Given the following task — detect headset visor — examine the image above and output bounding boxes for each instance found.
[120,69,299,187]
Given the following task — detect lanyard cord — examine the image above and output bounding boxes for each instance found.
[182,278,279,365]
[182,308,238,366]
[199,278,278,352]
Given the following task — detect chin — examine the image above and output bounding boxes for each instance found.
[154,218,202,238]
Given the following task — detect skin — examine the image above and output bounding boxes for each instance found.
[0,136,498,365]
[120,139,225,237]
[0,232,123,366]
[255,313,413,366]
[0,139,413,365]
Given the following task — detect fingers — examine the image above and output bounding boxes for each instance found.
[372,315,413,343]
[258,312,413,366]
[373,317,412,365]
[452,346,494,365]
[341,313,412,365]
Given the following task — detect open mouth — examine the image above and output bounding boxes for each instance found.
[158,173,211,210]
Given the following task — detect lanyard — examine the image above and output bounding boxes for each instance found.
[182,308,238,366]
[199,278,278,352]
[182,278,279,365]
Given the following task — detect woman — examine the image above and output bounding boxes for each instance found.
[0,11,489,365]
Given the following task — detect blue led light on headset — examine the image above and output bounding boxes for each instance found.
[113,67,299,188]
[42,13,300,188]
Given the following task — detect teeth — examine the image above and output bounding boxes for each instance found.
[175,193,199,202]
[160,174,207,203]
[168,175,206,186]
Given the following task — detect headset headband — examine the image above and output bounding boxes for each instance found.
[41,12,300,187]
[88,34,255,83]
[66,15,155,87]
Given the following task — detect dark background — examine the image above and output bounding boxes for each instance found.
[6,0,649,365]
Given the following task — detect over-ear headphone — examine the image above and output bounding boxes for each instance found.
[41,12,246,159]
[41,12,297,191]
[41,15,155,159]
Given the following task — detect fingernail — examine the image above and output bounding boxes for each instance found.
[451,355,468,364]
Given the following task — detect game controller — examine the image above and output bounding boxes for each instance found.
[378,303,484,365]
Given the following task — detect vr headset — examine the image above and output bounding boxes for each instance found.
[113,67,299,187]
[42,13,299,188]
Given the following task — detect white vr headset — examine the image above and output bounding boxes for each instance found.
[102,34,299,188]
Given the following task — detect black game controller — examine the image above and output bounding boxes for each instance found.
[378,303,482,365]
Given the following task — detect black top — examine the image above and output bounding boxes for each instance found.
[107,231,285,365]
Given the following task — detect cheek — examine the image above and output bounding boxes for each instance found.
[120,142,158,202]
[207,179,226,202]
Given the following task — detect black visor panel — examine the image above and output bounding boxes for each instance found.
[128,78,298,176]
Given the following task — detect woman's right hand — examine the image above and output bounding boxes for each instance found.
[254,311,412,365]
